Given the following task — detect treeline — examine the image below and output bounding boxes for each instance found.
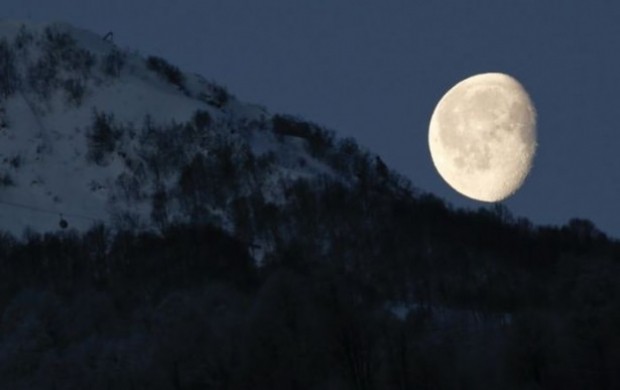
[80,109,620,388]
[0,179,618,388]
[0,23,227,109]
[1,22,619,390]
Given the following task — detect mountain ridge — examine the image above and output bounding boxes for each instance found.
[0,20,619,389]
[0,20,397,243]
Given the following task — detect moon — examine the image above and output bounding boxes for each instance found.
[428,73,537,202]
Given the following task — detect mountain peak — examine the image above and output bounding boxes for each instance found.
[0,21,392,241]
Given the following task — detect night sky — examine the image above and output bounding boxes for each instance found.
[4,1,620,237]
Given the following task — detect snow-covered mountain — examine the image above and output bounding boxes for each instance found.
[3,23,620,390]
[0,21,390,240]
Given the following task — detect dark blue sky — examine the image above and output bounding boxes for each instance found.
[5,1,620,237]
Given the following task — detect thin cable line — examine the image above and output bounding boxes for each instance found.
[0,198,101,221]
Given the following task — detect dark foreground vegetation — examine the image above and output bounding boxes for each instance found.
[0,184,619,390]
[0,23,619,389]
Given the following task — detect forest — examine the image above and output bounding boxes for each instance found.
[0,176,618,389]
[0,24,618,389]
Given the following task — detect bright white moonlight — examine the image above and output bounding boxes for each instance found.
[428,73,537,202]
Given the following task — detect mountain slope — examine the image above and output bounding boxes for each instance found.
[0,21,620,390]
[0,21,385,240]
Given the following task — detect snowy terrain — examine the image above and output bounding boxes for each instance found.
[0,21,343,238]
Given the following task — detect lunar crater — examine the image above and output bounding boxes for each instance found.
[429,73,536,202]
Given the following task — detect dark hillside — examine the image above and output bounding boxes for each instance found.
[0,178,618,389]
[0,21,618,390]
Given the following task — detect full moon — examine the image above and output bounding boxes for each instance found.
[428,73,537,202]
